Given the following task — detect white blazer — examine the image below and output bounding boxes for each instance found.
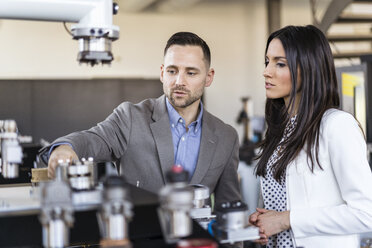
[283,109,372,247]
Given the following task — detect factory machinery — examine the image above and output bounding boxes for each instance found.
[0,157,259,247]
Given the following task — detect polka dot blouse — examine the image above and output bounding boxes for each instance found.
[261,115,297,248]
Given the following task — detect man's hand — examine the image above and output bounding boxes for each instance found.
[255,208,290,237]
[48,144,78,179]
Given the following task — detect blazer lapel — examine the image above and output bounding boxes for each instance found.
[190,111,218,184]
[150,95,174,184]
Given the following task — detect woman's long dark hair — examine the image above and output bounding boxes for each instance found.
[256,25,340,181]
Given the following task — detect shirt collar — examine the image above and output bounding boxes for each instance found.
[166,97,203,131]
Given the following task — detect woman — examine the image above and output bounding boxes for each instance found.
[249,25,372,247]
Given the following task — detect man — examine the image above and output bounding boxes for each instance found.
[40,32,241,204]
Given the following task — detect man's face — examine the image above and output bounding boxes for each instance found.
[160,45,214,111]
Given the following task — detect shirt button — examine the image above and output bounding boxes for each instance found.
[179,119,183,123]
[182,137,185,141]
[171,124,175,128]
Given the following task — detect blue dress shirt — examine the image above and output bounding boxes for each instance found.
[166,98,203,180]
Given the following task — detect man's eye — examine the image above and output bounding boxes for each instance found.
[167,70,176,74]
[188,72,196,76]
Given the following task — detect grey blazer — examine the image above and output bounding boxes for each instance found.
[41,95,241,204]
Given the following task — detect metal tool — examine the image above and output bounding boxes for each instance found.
[39,165,74,248]
[99,175,133,248]
[158,165,194,244]
[211,201,259,244]
[0,120,23,178]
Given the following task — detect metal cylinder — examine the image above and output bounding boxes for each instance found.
[2,163,18,178]
[1,120,22,178]
[189,184,209,208]
[104,213,127,240]
[100,176,132,242]
[159,185,194,239]
[215,201,249,230]
[43,218,69,248]
[68,160,95,190]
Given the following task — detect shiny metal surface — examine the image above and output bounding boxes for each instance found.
[100,176,133,242]
[40,166,74,248]
[0,120,22,178]
[158,183,194,243]
[189,184,209,208]
[217,211,248,230]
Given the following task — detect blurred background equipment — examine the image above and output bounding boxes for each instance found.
[0,0,119,66]
[0,120,23,179]
[236,97,263,215]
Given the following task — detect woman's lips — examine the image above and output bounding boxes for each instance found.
[265,82,275,89]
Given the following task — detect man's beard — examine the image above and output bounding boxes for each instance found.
[166,86,203,108]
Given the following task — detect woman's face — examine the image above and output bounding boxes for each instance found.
[263,38,293,105]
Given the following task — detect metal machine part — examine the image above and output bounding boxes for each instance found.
[99,175,133,247]
[211,201,259,244]
[188,184,215,230]
[0,120,23,178]
[0,0,120,66]
[39,166,74,248]
[67,157,96,191]
[158,166,194,243]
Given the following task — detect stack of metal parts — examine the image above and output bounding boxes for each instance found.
[158,165,194,244]
[99,175,133,248]
[39,166,74,248]
[60,158,101,206]
[188,184,215,230]
[211,201,259,244]
[0,120,23,178]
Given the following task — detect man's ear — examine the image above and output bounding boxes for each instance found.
[205,68,215,87]
[160,64,164,83]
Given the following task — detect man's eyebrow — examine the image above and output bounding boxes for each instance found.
[165,65,201,71]
[185,67,200,71]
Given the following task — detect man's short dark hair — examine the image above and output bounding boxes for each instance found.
[164,32,211,67]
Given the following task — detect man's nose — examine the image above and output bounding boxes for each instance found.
[176,73,186,85]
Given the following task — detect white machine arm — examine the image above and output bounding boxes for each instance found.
[0,0,120,65]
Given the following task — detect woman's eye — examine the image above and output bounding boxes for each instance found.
[264,61,269,67]
[277,63,286,68]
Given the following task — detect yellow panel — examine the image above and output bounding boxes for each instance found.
[342,73,361,97]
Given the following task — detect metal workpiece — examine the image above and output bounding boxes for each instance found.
[0,120,23,178]
[189,184,210,209]
[211,201,259,244]
[188,184,215,230]
[39,166,74,248]
[67,158,96,191]
[99,176,133,247]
